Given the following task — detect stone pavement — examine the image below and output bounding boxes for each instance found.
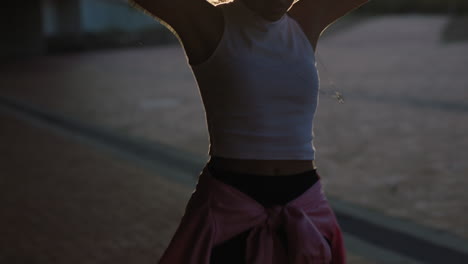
[1,14,468,263]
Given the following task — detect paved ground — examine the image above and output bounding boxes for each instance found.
[0,113,192,263]
[0,110,376,264]
[1,14,467,263]
[314,15,468,240]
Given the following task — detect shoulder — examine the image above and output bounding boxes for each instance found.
[180,2,228,65]
[130,0,227,65]
[287,0,370,51]
[287,13,321,53]
[176,1,225,44]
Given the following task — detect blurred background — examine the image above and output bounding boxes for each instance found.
[1,0,467,263]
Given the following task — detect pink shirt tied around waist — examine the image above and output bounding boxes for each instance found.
[158,165,346,264]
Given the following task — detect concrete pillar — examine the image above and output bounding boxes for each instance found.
[0,0,45,58]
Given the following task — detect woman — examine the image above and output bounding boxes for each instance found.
[129,0,369,263]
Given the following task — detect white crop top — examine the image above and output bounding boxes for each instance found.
[189,0,320,160]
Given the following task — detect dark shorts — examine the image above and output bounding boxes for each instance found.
[207,161,321,264]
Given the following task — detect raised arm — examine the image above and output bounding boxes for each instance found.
[128,0,221,48]
[288,0,370,50]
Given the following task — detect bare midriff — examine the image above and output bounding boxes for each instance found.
[207,156,317,176]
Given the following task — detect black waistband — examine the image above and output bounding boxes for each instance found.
[206,162,320,207]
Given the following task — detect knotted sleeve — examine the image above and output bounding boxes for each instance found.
[158,166,346,264]
[245,205,333,264]
[302,202,347,264]
[329,213,346,264]
[158,187,215,264]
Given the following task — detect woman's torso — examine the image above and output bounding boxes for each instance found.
[183,2,319,177]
